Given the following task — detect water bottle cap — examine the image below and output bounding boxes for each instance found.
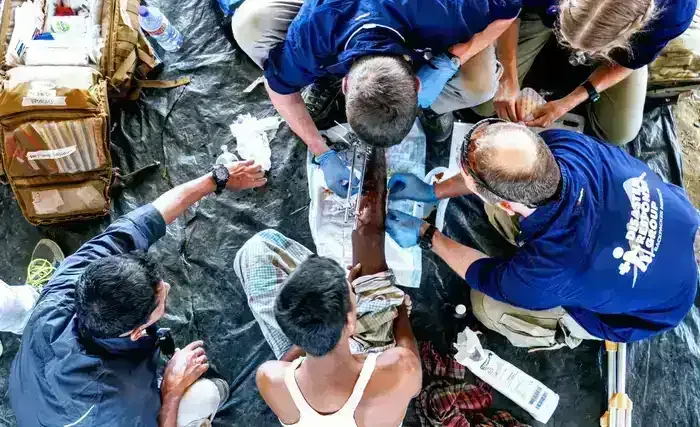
[138,6,149,17]
[455,304,467,315]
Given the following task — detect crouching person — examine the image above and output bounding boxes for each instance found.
[9,160,267,427]
[235,229,421,427]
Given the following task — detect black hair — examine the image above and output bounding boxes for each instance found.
[76,251,161,338]
[274,256,351,357]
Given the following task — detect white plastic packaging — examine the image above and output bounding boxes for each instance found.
[215,145,238,165]
[454,327,560,424]
[6,66,100,90]
[5,0,44,67]
[23,40,90,66]
[229,114,282,171]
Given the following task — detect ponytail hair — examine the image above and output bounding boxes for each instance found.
[556,0,659,62]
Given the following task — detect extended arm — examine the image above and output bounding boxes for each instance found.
[265,82,329,156]
[425,224,489,278]
[525,63,634,127]
[493,19,521,121]
[450,18,518,64]
[152,160,265,224]
[434,174,473,199]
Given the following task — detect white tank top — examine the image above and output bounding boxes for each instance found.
[280,353,380,427]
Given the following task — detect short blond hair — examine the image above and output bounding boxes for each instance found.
[557,0,658,61]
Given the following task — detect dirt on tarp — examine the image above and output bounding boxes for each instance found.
[0,1,699,426]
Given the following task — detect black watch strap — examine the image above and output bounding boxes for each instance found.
[582,80,600,103]
[419,225,437,250]
[211,164,230,195]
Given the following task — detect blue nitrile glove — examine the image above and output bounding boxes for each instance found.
[386,209,424,248]
[417,53,461,109]
[318,150,360,196]
[388,173,438,202]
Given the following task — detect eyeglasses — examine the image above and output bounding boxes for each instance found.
[459,118,546,209]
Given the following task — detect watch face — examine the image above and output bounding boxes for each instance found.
[214,166,228,182]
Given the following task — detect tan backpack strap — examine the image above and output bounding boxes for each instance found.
[0,0,14,61]
[137,48,157,69]
[139,77,191,89]
[112,49,137,85]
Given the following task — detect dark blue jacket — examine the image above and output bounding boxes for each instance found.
[9,205,167,427]
[264,0,521,94]
[466,130,699,342]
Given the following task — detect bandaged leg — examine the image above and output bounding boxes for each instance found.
[234,229,313,359]
[470,289,599,350]
[0,279,39,335]
[177,378,229,427]
[231,0,304,69]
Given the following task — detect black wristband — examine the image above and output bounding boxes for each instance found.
[211,164,230,195]
[582,81,600,103]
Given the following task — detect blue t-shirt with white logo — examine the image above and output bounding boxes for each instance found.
[264,0,521,94]
[466,130,699,342]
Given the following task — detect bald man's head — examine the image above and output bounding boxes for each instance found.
[463,123,561,206]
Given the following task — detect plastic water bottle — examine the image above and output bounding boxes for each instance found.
[138,6,183,52]
[215,145,237,165]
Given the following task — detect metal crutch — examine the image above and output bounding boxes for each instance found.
[601,341,633,427]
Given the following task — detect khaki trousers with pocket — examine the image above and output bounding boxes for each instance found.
[471,289,600,349]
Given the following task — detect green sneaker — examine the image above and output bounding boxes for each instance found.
[26,239,65,292]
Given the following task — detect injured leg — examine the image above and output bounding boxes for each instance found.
[349,146,406,353]
[351,147,389,276]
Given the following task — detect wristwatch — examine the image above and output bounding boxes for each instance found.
[211,164,230,195]
[419,224,437,250]
[582,81,600,103]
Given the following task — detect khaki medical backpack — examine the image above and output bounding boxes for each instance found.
[0,0,161,224]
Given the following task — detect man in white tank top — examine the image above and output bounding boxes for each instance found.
[244,245,421,427]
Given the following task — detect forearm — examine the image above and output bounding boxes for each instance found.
[426,225,488,278]
[280,345,306,362]
[393,307,419,361]
[449,18,517,64]
[558,64,634,112]
[265,82,329,156]
[158,393,182,427]
[152,174,215,225]
[496,19,519,83]
[434,174,472,199]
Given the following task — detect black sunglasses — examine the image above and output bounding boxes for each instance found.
[459,118,549,209]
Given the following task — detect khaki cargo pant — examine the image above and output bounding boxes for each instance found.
[475,204,601,349]
[479,205,700,348]
[231,0,502,112]
[473,13,648,146]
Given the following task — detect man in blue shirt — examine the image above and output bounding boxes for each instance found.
[9,161,267,426]
[485,0,697,146]
[386,120,699,347]
[231,0,520,196]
